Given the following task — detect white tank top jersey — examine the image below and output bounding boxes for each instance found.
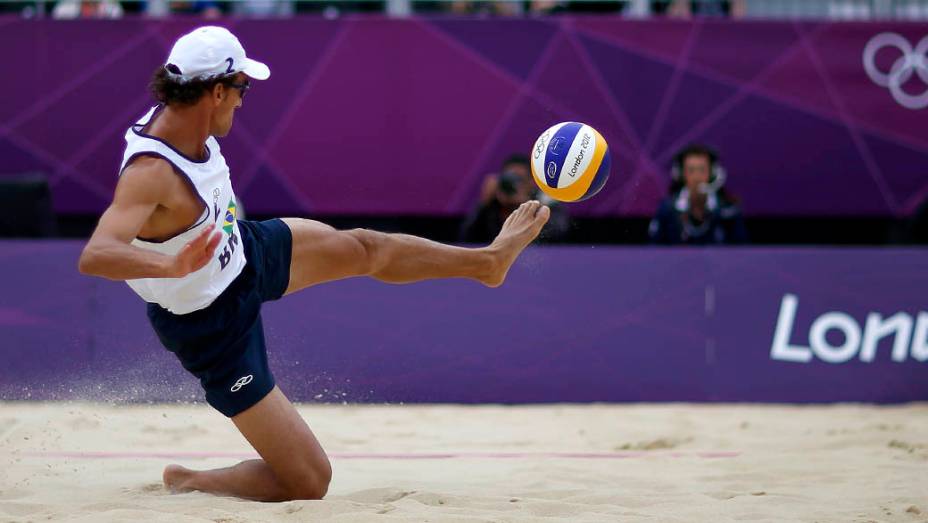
[120,105,247,315]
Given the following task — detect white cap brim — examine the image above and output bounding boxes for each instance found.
[242,58,270,80]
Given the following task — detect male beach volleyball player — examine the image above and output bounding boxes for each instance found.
[78,26,549,502]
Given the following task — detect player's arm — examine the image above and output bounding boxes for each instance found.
[78,157,222,281]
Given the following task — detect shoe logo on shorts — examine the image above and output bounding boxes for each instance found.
[230,374,254,392]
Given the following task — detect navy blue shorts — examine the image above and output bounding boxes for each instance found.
[147,219,292,417]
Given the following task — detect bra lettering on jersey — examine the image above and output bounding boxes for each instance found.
[218,231,239,270]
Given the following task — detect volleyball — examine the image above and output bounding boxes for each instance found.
[530,122,611,202]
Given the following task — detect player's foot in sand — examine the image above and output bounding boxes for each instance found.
[483,200,550,287]
[163,464,196,494]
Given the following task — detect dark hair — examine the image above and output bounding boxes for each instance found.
[149,66,239,107]
[669,144,717,195]
[673,144,717,172]
[667,144,739,204]
[501,153,530,172]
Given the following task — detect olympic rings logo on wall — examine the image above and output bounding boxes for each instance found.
[863,33,928,110]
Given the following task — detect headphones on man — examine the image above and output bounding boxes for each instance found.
[671,144,727,192]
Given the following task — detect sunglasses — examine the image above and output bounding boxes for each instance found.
[227,79,250,98]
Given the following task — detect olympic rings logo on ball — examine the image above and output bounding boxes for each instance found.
[533,131,550,160]
[863,32,928,110]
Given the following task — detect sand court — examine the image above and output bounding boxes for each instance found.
[1,402,926,522]
[3,9,928,523]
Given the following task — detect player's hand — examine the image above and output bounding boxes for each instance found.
[169,223,223,278]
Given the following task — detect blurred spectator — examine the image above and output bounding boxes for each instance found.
[529,1,566,15]
[739,0,847,19]
[0,1,32,16]
[652,0,745,17]
[231,0,294,17]
[623,0,651,16]
[52,0,123,18]
[170,0,223,17]
[386,0,411,16]
[142,0,170,17]
[460,154,570,243]
[142,0,222,17]
[436,0,624,16]
[649,144,747,245]
[447,0,524,15]
[734,0,928,19]
[527,0,627,14]
[292,0,385,15]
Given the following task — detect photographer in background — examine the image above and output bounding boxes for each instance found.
[460,154,570,244]
[649,144,747,245]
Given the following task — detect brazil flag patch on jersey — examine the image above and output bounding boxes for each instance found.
[223,198,237,235]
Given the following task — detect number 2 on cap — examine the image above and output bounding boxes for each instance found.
[225,58,234,74]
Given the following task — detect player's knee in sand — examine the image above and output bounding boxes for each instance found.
[281,459,332,501]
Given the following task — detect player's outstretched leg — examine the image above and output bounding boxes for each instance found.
[162,387,331,501]
[283,200,550,294]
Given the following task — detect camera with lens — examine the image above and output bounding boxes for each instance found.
[497,170,524,196]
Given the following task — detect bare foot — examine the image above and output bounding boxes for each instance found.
[483,200,550,287]
[163,464,196,494]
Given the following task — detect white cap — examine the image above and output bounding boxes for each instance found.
[165,26,270,83]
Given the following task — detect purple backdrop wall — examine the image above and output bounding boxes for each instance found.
[0,18,926,218]
[1,242,925,404]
